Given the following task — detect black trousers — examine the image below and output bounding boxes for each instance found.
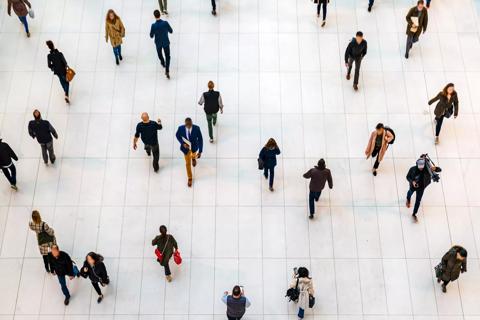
[156,45,171,73]
[347,57,362,85]
[227,316,243,320]
[145,144,160,171]
[212,0,216,11]
[43,255,50,272]
[164,261,171,276]
[309,191,321,215]
[92,281,102,295]
[435,116,444,137]
[317,1,327,20]
[407,186,425,215]
[2,164,16,186]
[371,145,381,169]
[406,34,419,55]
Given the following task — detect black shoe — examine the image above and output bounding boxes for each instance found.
[119,55,123,61]
[368,5,372,12]
[309,214,314,219]
[154,167,159,173]
[115,57,119,65]
[442,285,446,293]
[64,297,70,306]
[405,52,409,59]
[212,10,217,16]
[146,151,151,156]
[166,72,170,79]
[373,170,377,176]
[51,158,56,164]
[412,214,418,222]
[263,173,268,179]
[97,295,103,304]
[65,96,70,104]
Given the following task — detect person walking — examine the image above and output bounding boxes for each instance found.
[368,0,374,12]
[289,267,315,319]
[158,0,168,15]
[175,118,203,187]
[29,210,56,273]
[344,31,367,91]
[436,246,467,293]
[80,252,109,304]
[428,83,459,144]
[152,225,178,282]
[28,109,58,165]
[364,123,394,176]
[0,139,18,190]
[316,0,329,27]
[221,285,251,320]
[406,158,432,222]
[405,0,428,59]
[105,9,125,66]
[133,113,163,172]
[7,0,32,37]
[46,40,70,104]
[150,10,173,79]
[303,159,333,219]
[259,138,281,192]
[47,245,79,305]
[198,81,224,143]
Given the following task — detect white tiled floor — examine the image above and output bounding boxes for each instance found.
[1,0,480,318]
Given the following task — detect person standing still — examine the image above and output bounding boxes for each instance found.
[303,159,333,219]
[47,245,79,306]
[405,0,428,59]
[133,113,163,173]
[105,9,125,66]
[28,109,58,165]
[0,139,19,190]
[428,83,458,145]
[28,210,56,273]
[46,41,70,104]
[198,81,224,143]
[175,118,204,187]
[259,138,281,192]
[316,0,329,27]
[152,225,178,282]
[158,0,168,15]
[344,31,367,91]
[7,0,32,37]
[150,10,173,79]
[222,286,251,320]
[364,123,394,176]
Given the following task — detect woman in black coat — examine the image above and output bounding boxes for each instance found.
[428,83,459,144]
[80,252,109,303]
[46,40,70,104]
[0,139,18,190]
[259,138,281,192]
[437,246,467,293]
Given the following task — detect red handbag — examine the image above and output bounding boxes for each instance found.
[173,250,182,265]
[154,235,170,262]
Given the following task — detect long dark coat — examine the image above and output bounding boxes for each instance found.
[405,6,428,38]
[152,234,178,267]
[440,246,467,282]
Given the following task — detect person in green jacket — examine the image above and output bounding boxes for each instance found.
[152,225,178,282]
[437,246,467,293]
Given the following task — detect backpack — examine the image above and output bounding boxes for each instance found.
[385,126,395,145]
[285,278,300,302]
[37,223,55,245]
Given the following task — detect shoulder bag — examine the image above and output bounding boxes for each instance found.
[154,235,170,262]
[37,222,55,245]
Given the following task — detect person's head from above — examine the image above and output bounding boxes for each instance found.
[46,40,55,51]
[141,112,150,123]
[375,123,385,135]
[106,9,118,23]
[417,0,424,10]
[355,31,363,44]
[86,252,101,266]
[51,245,60,258]
[159,225,167,236]
[208,80,215,90]
[31,210,42,224]
[265,138,278,150]
[416,158,425,171]
[154,9,161,19]
[457,248,467,260]
[231,285,242,298]
[443,83,455,96]
[297,267,310,278]
[33,109,41,120]
[317,158,326,170]
[185,117,193,129]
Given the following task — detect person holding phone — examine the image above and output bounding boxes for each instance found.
[221,285,251,320]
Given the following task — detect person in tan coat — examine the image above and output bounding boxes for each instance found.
[365,123,394,176]
[105,9,125,65]
[7,0,32,37]
[289,267,314,319]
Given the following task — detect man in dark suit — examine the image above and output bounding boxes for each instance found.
[150,9,173,79]
[175,118,203,187]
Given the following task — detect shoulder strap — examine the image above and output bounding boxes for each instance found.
[162,235,170,252]
[41,222,45,232]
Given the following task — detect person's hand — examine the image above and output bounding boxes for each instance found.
[224,291,228,295]
[220,108,224,114]
[345,62,349,68]
[197,153,202,159]
[183,143,189,149]
[157,118,162,124]
[412,181,418,188]
[69,276,74,280]
[83,267,88,272]
[133,143,137,150]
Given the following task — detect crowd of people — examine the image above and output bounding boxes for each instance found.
[1,0,470,319]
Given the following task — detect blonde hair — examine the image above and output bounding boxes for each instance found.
[32,210,42,224]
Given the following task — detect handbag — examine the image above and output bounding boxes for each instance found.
[28,9,35,19]
[434,263,444,279]
[154,235,170,262]
[37,222,55,245]
[285,278,300,302]
[257,158,264,170]
[173,250,182,265]
[66,67,76,82]
[308,294,316,308]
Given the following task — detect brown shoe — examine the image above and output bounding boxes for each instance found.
[346,74,351,80]
[166,275,173,282]
[188,179,192,187]
[406,199,411,208]
[192,159,197,167]
[353,84,358,91]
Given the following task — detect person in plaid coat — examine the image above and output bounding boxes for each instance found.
[29,210,56,272]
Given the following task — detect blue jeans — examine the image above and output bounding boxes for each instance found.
[407,186,425,215]
[426,0,431,5]
[57,74,69,96]
[309,191,321,215]
[264,167,274,188]
[298,307,305,319]
[368,0,374,6]
[18,16,29,34]
[56,265,79,299]
[113,45,122,59]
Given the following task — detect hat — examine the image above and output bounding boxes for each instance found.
[416,158,425,169]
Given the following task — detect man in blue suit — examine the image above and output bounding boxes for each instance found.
[175,118,203,187]
[150,10,173,79]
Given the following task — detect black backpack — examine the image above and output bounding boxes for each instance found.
[385,126,396,145]
[285,278,300,302]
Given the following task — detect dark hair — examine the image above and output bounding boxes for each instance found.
[441,83,456,97]
[106,9,118,24]
[33,109,41,120]
[356,31,363,37]
[376,123,384,130]
[159,225,167,236]
[86,252,104,264]
[297,267,310,278]
[154,10,161,18]
[317,158,326,170]
[459,248,468,258]
[46,40,55,50]
[417,0,424,5]
[185,117,192,123]
[232,285,241,296]
[265,138,278,149]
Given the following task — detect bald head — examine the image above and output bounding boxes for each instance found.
[141,112,150,122]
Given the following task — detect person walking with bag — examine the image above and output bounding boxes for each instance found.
[198,81,224,143]
[288,267,315,319]
[428,83,459,144]
[105,9,125,65]
[259,138,281,192]
[405,0,428,59]
[28,109,58,165]
[364,123,394,176]
[7,0,32,37]
[0,139,18,190]
[46,40,71,104]
[152,225,178,282]
[436,246,467,293]
[80,252,109,304]
[221,285,251,320]
[29,210,56,273]
[303,159,333,219]
[47,245,79,305]
[344,31,367,91]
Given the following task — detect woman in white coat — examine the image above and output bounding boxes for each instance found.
[289,267,315,319]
